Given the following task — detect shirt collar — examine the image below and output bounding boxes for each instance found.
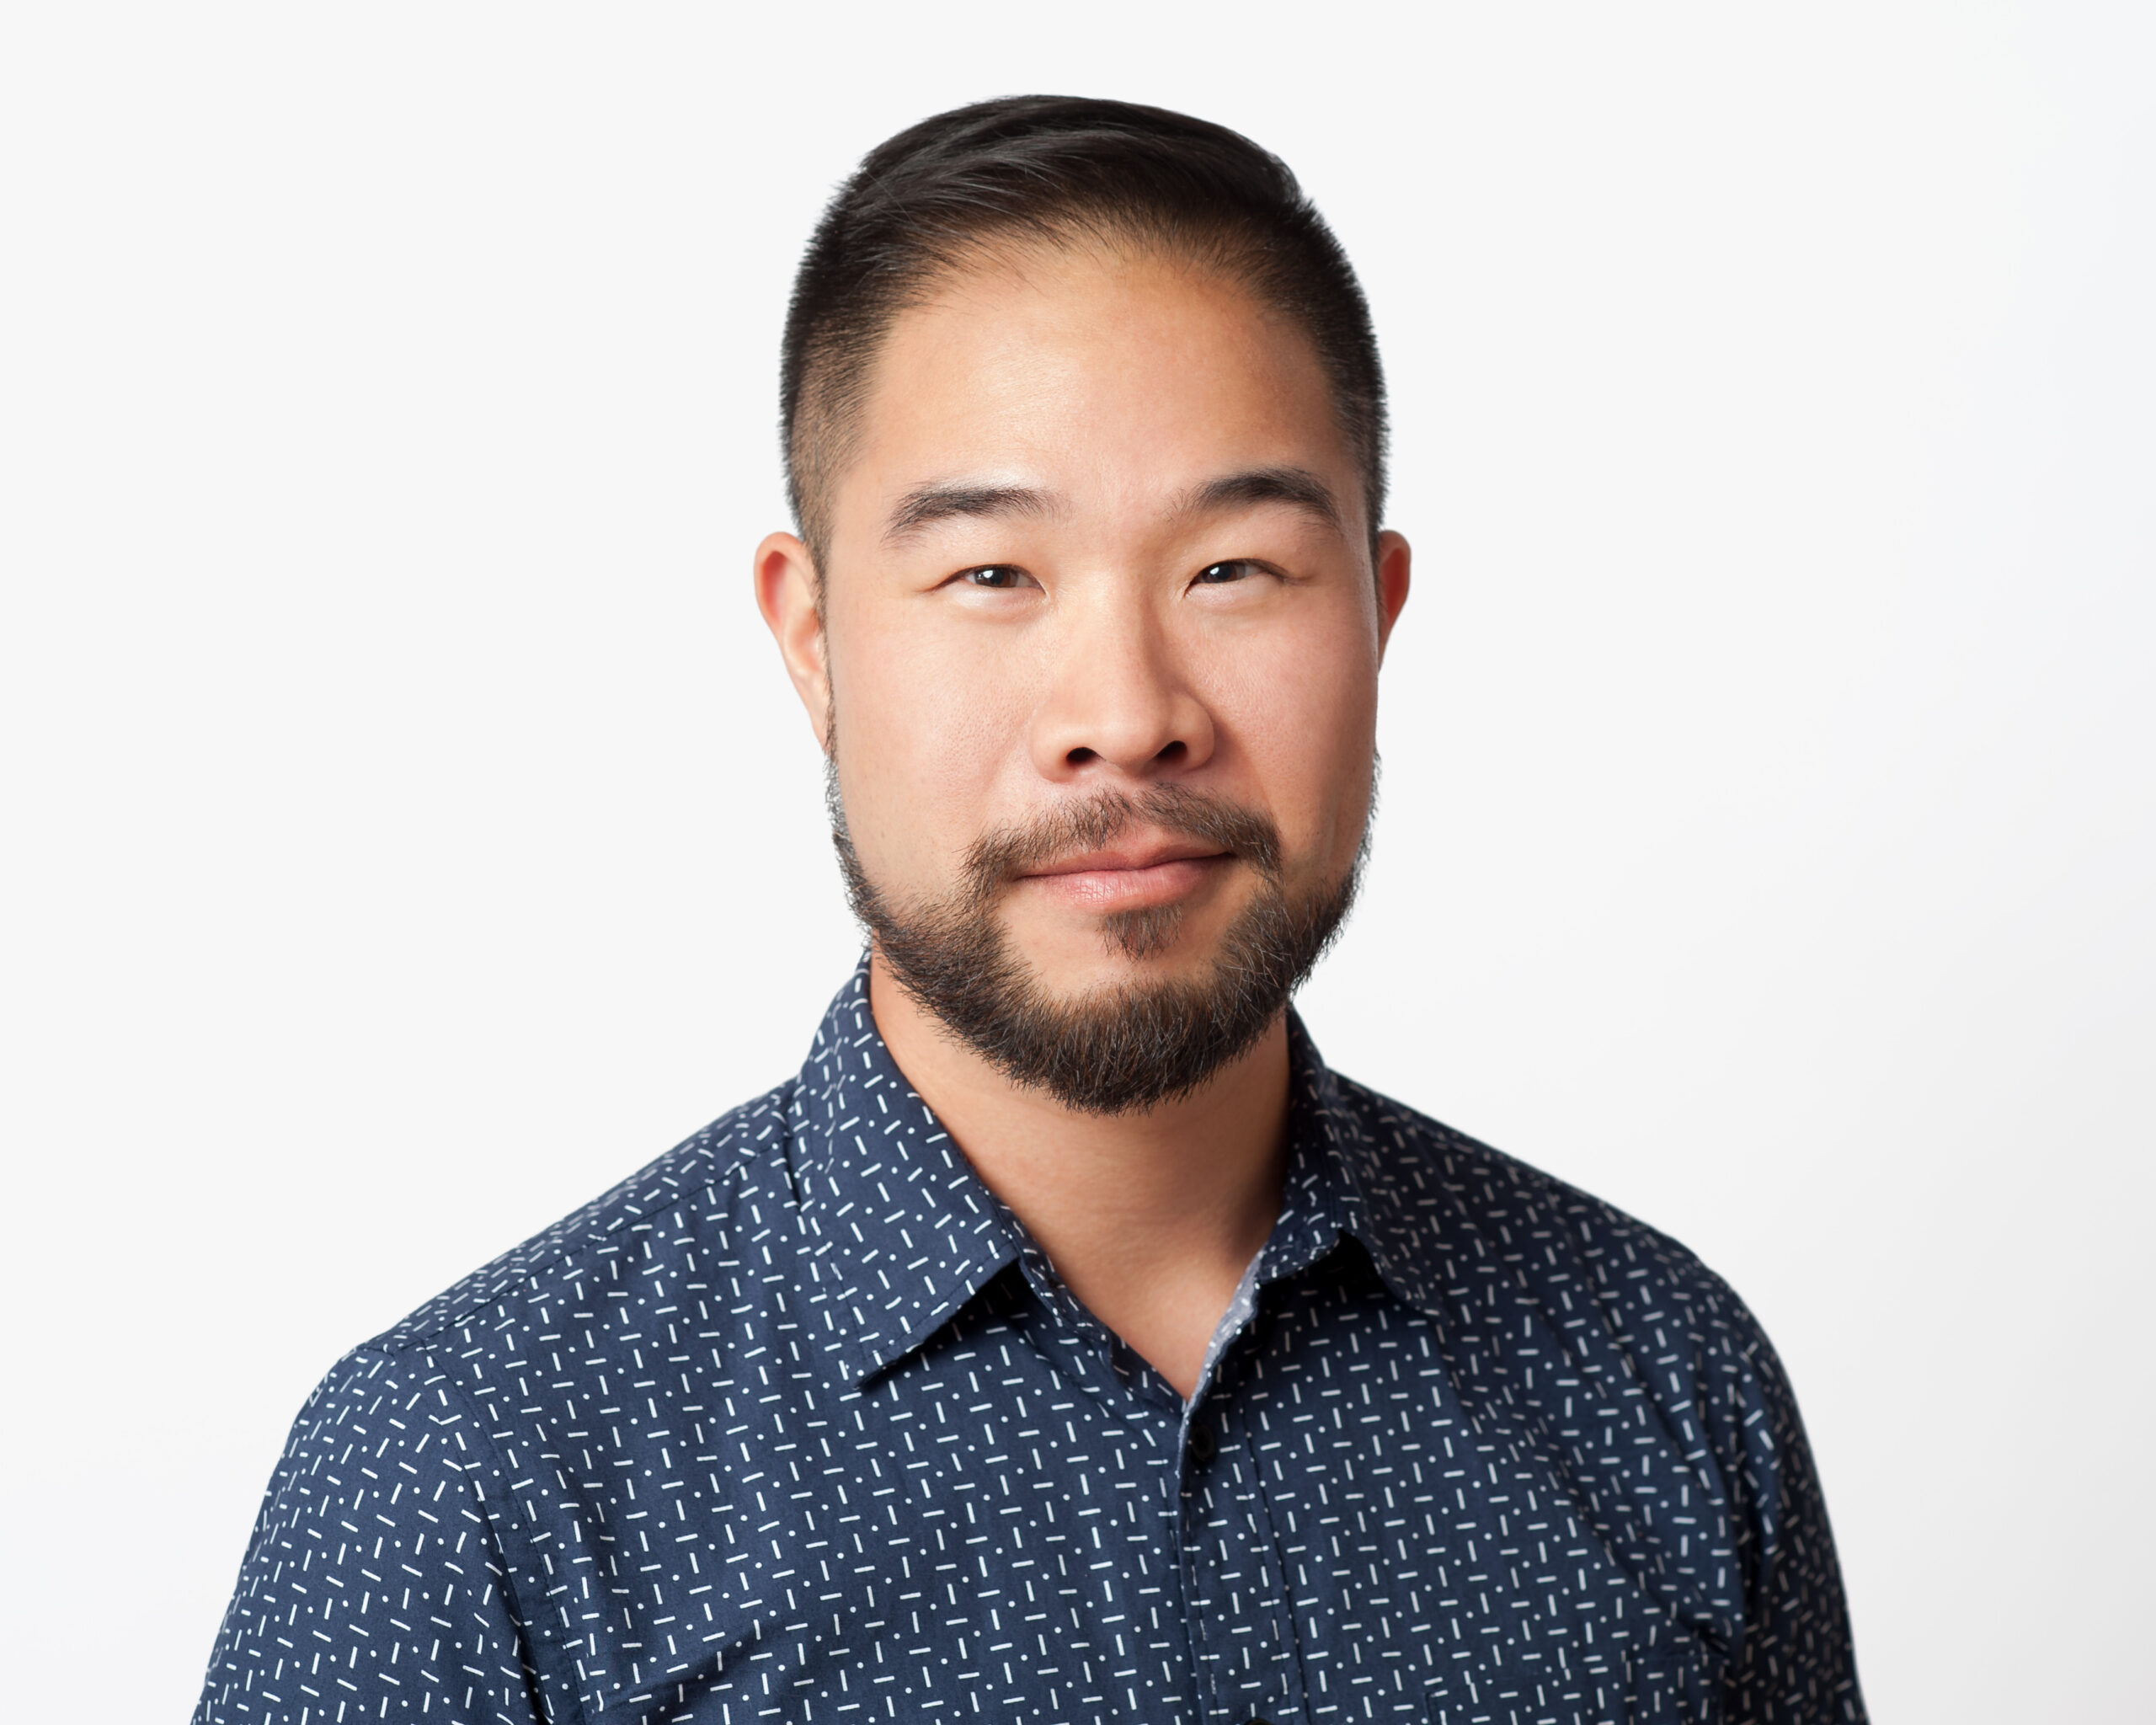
[1276,1013,1449,1319]
[788,964,1444,1387]
[788,964,1025,1385]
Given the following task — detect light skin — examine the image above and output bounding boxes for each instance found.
[756,241,1410,1398]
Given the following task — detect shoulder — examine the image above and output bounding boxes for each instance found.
[1323,1069,1815,1547]
[1323,1068,1777,1381]
[366,1077,800,1359]
[1319,1071,1858,1692]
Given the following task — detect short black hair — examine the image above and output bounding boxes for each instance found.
[781,95,1388,573]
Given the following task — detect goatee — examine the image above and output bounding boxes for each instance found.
[831,773,1364,1115]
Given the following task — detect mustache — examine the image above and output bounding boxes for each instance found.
[962,785,1281,902]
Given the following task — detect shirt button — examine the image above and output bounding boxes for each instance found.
[1188,1424,1219,1465]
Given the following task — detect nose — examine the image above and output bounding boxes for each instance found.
[1026,588,1215,782]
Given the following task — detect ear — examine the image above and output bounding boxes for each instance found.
[1374,529,1412,662]
[754,531,832,752]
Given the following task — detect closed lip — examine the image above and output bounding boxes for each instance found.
[1018,838,1230,877]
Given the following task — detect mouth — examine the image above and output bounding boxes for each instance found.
[1015,836,1235,913]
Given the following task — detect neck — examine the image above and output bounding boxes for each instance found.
[867,952,1291,1402]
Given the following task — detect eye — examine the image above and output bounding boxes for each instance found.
[959,564,1034,590]
[1193,559,1262,585]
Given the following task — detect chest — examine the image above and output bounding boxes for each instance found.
[504,1282,1733,1724]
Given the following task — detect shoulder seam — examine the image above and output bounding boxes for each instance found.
[1327,1068,1740,1302]
[370,1087,796,1356]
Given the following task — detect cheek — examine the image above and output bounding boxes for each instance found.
[828,611,1033,881]
[1215,615,1380,866]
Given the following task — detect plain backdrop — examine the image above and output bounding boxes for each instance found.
[3,4,2149,1720]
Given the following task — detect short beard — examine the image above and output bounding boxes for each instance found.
[828,761,1367,1116]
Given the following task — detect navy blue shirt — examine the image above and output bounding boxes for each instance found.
[196,966,1863,1724]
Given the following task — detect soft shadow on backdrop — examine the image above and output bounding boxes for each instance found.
[2,5,2148,1720]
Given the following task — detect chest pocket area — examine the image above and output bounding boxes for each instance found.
[1423,1638,1719,1725]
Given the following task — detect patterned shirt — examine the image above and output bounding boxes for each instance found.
[196,965,1864,1725]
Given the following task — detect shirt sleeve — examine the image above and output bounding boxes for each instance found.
[194,1346,558,1725]
[1721,1312,1868,1724]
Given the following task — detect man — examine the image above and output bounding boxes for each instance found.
[197,97,1864,1725]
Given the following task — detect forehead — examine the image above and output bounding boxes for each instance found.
[835,243,1356,539]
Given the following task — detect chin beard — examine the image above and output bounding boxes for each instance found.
[830,774,1365,1116]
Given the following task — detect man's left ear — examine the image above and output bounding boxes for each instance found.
[1374,530,1412,660]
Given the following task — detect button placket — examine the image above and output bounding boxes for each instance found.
[1175,1394,1310,1725]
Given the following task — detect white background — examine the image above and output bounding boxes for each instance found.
[3,4,2149,1720]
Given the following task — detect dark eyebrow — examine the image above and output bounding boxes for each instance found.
[883,482,1057,547]
[1174,466,1345,536]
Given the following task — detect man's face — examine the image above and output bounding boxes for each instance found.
[765,242,1409,1108]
